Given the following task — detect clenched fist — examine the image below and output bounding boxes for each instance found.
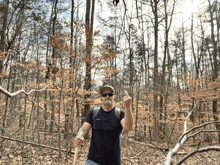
[74,136,84,147]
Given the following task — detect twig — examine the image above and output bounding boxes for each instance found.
[27,97,59,129]
[159,112,183,125]
[14,68,23,88]
[160,94,182,113]
[187,130,220,139]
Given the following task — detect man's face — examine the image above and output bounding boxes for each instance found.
[101,89,115,106]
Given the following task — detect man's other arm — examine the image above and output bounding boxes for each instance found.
[74,122,91,147]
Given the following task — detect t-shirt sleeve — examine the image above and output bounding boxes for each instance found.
[85,109,93,126]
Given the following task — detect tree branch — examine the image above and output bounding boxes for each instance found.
[0,84,49,97]
[0,135,75,154]
[179,121,220,143]
[165,99,220,165]
[165,101,200,165]
[159,112,183,125]
[176,146,220,165]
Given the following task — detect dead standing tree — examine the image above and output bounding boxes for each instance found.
[83,0,95,126]
[165,100,220,165]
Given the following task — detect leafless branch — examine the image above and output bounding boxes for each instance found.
[176,146,220,165]
[14,68,23,88]
[26,97,59,128]
[0,76,63,97]
[161,94,182,113]
[187,130,220,139]
[165,100,200,165]
[179,120,220,142]
[0,84,49,97]
[160,112,183,125]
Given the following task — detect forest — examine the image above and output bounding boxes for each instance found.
[0,0,220,164]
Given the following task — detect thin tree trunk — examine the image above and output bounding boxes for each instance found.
[50,0,58,133]
[65,0,75,158]
[36,43,40,144]
[208,0,220,142]
[0,0,9,84]
[44,0,55,139]
[2,61,12,135]
[83,0,95,126]
[135,82,140,140]
[150,0,159,141]
[58,55,64,159]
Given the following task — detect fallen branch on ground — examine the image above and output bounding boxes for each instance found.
[0,135,75,154]
[176,146,220,165]
[165,100,220,165]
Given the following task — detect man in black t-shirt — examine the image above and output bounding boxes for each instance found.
[74,85,133,165]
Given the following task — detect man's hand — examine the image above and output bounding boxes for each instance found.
[73,123,91,147]
[121,90,133,131]
[74,136,84,147]
[123,90,131,108]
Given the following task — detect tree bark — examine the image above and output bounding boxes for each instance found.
[83,0,95,126]
[208,0,220,142]
[150,0,159,141]
[49,0,58,133]
[0,0,9,84]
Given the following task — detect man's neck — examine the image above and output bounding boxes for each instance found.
[102,104,114,112]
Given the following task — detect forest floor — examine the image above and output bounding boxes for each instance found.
[1,134,220,165]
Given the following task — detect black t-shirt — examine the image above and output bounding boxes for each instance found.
[85,107,125,165]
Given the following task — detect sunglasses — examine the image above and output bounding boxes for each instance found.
[101,93,114,97]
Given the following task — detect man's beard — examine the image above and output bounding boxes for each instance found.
[104,100,112,105]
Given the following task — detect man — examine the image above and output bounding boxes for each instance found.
[74,85,133,165]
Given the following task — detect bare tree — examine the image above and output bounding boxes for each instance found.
[49,0,59,133]
[150,0,159,141]
[83,0,95,125]
[0,0,9,84]
[207,0,220,142]
[160,0,176,140]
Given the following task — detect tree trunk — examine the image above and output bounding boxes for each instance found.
[36,41,40,144]
[83,0,95,126]
[160,0,176,140]
[135,82,140,141]
[44,0,55,139]
[0,0,9,84]
[150,0,159,141]
[2,62,12,135]
[49,0,58,133]
[208,0,220,142]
